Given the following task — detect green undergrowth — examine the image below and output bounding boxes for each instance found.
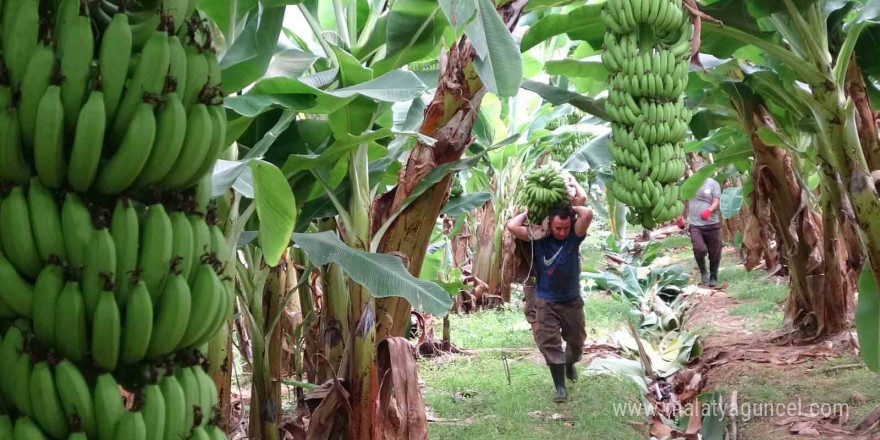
[721,265,786,331]
[421,352,645,440]
[728,355,880,439]
[426,290,640,439]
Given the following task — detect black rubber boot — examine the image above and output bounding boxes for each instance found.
[695,253,708,285]
[565,362,578,382]
[549,364,568,403]
[709,270,718,287]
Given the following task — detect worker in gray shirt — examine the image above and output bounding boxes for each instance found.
[685,161,722,286]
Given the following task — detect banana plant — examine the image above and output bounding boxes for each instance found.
[201,0,533,438]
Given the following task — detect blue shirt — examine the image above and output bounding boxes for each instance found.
[532,229,585,302]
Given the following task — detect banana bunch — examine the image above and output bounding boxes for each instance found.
[0,190,234,364]
[602,0,692,228]
[516,164,571,224]
[0,0,226,195]
[0,322,227,440]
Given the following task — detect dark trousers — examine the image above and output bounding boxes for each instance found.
[689,223,722,276]
[534,297,586,365]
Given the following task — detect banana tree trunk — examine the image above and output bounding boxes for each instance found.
[371,0,530,336]
[743,183,780,272]
[749,104,852,336]
[209,180,239,431]
[248,252,289,440]
[845,57,880,171]
[471,202,499,307]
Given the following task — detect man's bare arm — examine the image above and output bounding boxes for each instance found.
[573,206,593,237]
[566,175,587,206]
[506,210,532,241]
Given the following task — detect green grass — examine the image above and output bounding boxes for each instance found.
[728,356,880,432]
[447,306,535,349]
[717,265,787,331]
[421,353,646,440]
[655,235,691,253]
[425,291,643,440]
[448,295,631,350]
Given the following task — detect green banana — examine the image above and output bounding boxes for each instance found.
[182,37,210,113]
[205,425,227,440]
[12,418,45,440]
[169,36,188,99]
[99,13,133,124]
[0,186,43,277]
[141,385,166,440]
[138,204,173,301]
[1,0,25,54]
[162,103,212,188]
[95,102,157,195]
[181,41,209,113]
[112,411,145,440]
[93,374,124,440]
[130,13,162,50]
[33,263,64,349]
[58,10,94,134]
[179,264,222,349]
[189,216,211,283]
[210,225,230,270]
[55,359,97,440]
[193,367,218,426]
[68,90,107,193]
[10,339,33,416]
[0,416,10,440]
[110,29,169,144]
[83,227,117,320]
[146,271,191,358]
[28,178,67,261]
[6,0,39,84]
[34,85,66,189]
[0,295,16,319]
[175,367,199,431]
[0,89,31,185]
[54,0,78,45]
[120,280,153,365]
[0,325,24,399]
[62,193,94,269]
[205,49,221,90]
[19,40,55,147]
[67,432,88,440]
[54,281,88,364]
[159,376,186,440]
[111,199,139,306]
[91,288,121,371]
[184,104,227,188]
[169,212,195,280]
[135,93,187,186]
[29,362,69,439]
[190,427,210,440]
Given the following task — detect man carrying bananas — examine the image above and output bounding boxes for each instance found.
[684,161,722,286]
[506,177,592,403]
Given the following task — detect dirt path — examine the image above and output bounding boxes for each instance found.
[682,283,874,439]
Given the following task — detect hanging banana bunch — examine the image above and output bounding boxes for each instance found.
[0,0,234,439]
[601,0,693,228]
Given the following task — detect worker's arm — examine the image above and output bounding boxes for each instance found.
[573,206,593,238]
[506,209,532,241]
[566,175,587,206]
